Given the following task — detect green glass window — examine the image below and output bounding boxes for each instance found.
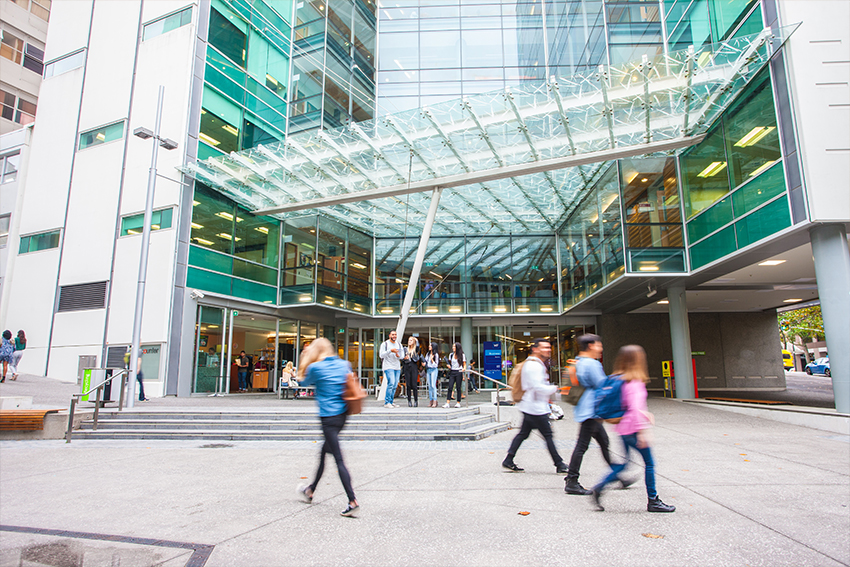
[0,214,10,247]
[735,197,791,249]
[187,266,232,296]
[209,7,246,67]
[191,183,239,255]
[667,0,712,52]
[689,225,736,269]
[189,244,233,274]
[247,29,289,97]
[681,126,730,219]
[709,0,757,41]
[120,208,173,236]
[687,197,733,244]
[143,7,193,41]
[78,121,124,150]
[731,161,786,218]
[19,229,60,254]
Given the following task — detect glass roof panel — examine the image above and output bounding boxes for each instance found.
[182,26,796,238]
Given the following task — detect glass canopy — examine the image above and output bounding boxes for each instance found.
[182,26,795,237]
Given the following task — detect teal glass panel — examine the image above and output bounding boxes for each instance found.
[667,0,712,52]
[187,267,232,295]
[231,278,276,303]
[735,197,791,249]
[143,6,193,41]
[689,225,736,269]
[280,286,314,305]
[247,28,289,97]
[198,141,221,161]
[681,126,731,218]
[191,183,235,255]
[233,211,279,267]
[209,7,247,67]
[627,248,686,273]
[687,197,733,243]
[731,162,786,218]
[709,0,757,40]
[120,208,174,236]
[19,230,60,253]
[188,245,233,274]
[78,121,124,150]
[722,70,780,189]
[730,4,762,39]
[233,258,277,285]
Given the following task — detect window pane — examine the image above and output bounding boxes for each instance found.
[1,89,14,121]
[3,153,19,183]
[44,50,85,78]
[191,183,235,255]
[687,196,733,243]
[78,121,124,150]
[19,230,60,253]
[0,32,24,64]
[0,215,9,247]
[15,98,36,124]
[143,6,193,41]
[731,161,785,218]
[233,211,279,267]
[209,7,247,67]
[735,197,791,249]
[200,106,240,154]
[681,127,730,218]
[689,225,736,269]
[710,0,757,40]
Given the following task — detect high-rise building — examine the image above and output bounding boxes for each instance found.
[0,0,847,413]
[1,0,49,135]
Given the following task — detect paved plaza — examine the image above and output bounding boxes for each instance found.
[1,375,848,567]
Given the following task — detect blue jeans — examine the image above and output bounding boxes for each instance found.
[595,433,657,499]
[238,371,248,390]
[383,369,400,404]
[426,368,438,400]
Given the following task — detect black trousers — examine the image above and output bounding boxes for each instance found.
[446,370,463,402]
[311,412,356,503]
[403,364,418,403]
[506,412,565,467]
[566,418,612,481]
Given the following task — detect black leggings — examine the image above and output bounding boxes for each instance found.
[311,413,356,503]
[567,418,612,481]
[403,364,418,403]
[447,370,463,402]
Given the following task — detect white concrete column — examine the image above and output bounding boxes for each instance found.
[668,285,695,399]
[809,224,850,414]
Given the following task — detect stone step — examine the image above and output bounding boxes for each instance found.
[92,407,481,422]
[80,415,495,432]
[70,422,511,442]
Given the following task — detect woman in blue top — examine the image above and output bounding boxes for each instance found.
[0,330,14,383]
[296,338,359,517]
[425,342,440,407]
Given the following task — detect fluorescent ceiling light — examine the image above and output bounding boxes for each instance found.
[353,307,362,312]
[697,161,727,178]
[222,124,239,136]
[428,271,440,277]
[127,229,139,235]
[151,224,160,230]
[657,300,669,304]
[517,307,530,312]
[324,300,334,305]
[639,265,660,271]
[192,200,200,206]
[199,132,220,146]
[783,298,802,303]
[298,296,311,302]
[208,325,219,329]
[494,307,507,312]
[758,260,786,266]
[96,133,106,141]
[749,160,779,177]
[381,308,394,314]
[540,307,553,312]
[735,126,775,147]
[425,307,438,313]
[217,233,240,241]
[216,211,233,220]
[255,226,269,234]
[191,222,203,229]
[193,237,214,245]
[395,278,404,283]
[449,307,461,313]
[352,262,367,270]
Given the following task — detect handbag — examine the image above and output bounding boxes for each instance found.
[343,372,366,415]
[564,363,584,405]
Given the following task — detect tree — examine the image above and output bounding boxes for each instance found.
[777,305,824,362]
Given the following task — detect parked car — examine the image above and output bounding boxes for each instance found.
[781,350,794,371]
[805,357,830,377]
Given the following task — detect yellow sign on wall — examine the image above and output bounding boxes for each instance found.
[662,360,673,378]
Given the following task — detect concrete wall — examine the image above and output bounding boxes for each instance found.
[599,311,786,392]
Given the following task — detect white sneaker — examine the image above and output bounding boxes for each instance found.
[454,402,462,408]
[384,403,394,408]
[442,402,450,408]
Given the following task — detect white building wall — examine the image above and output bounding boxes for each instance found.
[779,0,850,222]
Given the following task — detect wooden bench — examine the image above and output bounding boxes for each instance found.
[0,409,63,431]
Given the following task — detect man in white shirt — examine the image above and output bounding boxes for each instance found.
[379,330,403,408]
[502,338,568,473]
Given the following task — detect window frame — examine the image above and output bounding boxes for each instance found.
[2,151,20,183]
[0,214,10,247]
[142,6,194,41]
[120,207,175,237]
[18,229,61,254]
[78,120,125,151]
[43,49,85,79]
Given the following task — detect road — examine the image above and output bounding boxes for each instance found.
[702,371,836,408]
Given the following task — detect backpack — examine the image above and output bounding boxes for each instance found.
[595,375,626,423]
[508,362,525,403]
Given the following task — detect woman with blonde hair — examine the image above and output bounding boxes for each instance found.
[296,338,359,517]
[401,336,422,407]
[590,345,675,513]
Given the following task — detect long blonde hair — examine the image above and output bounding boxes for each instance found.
[612,345,649,383]
[297,338,335,379]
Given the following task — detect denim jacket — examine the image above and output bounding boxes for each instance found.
[573,356,607,422]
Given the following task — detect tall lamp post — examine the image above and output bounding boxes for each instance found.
[126,85,178,408]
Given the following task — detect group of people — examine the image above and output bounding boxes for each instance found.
[378,331,472,408]
[502,333,675,514]
[0,330,26,383]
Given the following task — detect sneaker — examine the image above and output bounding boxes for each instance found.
[591,488,604,511]
[647,497,676,513]
[454,402,462,408]
[619,476,638,490]
[502,461,524,472]
[564,478,592,495]
[297,483,313,503]
[443,402,451,408]
[555,463,569,474]
[384,403,394,408]
[341,503,359,517]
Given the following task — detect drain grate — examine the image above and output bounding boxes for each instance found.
[200,443,234,449]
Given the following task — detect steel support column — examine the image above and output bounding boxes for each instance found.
[810,224,850,413]
[668,285,695,399]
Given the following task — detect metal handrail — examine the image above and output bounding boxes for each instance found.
[465,368,509,422]
[66,369,129,443]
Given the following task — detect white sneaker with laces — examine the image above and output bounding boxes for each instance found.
[442,402,450,408]
[384,403,394,408]
[454,402,462,408]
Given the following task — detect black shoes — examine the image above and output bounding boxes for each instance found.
[591,488,604,511]
[564,478,592,495]
[341,503,359,517]
[647,497,676,513]
[555,463,569,474]
[502,461,524,472]
[408,400,413,407]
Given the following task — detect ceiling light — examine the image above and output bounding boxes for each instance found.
[783,298,802,303]
[96,133,106,141]
[517,307,530,312]
[540,307,553,312]
[193,237,214,246]
[494,307,507,313]
[428,271,440,277]
[639,265,660,272]
[749,160,779,177]
[324,300,334,305]
[381,308,394,314]
[697,161,727,178]
[353,306,362,312]
[217,232,233,240]
[425,307,438,313]
[657,300,669,304]
[199,132,220,146]
[395,278,404,284]
[735,126,775,147]
[255,227,269,234]
[352,263,367,270]
[193,200,200,206]
[191,222,203,229]
[758,260,786,266]
[449,307,461,313]
[299,296,311,302]
[641,178,648,182]
[216,211,234,221]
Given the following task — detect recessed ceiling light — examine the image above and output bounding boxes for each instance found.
[783,298,802,303]
[759,260,786,266]
[657,300,669,304]
[641,178,648,182]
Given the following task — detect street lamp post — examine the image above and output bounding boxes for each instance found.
[126,85,178,408]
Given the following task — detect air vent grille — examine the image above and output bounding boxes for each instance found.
[58,281,108,312]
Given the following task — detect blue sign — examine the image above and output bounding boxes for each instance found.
[483,341,502,385]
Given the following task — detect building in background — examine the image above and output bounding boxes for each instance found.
[1,0,49,134]
[0,0,847,413]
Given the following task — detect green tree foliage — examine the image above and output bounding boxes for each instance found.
[778,305,824,360]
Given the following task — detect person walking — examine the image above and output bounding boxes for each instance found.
[564,334,619,494]
[236,350,250,392]
[425,342,440,407]
[125,346,150,402]
[8,330,25,380]
[296,338,359,517]
[401,336,422,407]
[0,331,14,383]
[443,342,466,408]
[590,345,675,513]
[501,338,569,473]
[379,330,403,408]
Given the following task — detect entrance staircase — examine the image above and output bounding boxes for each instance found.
[71,406,510,441]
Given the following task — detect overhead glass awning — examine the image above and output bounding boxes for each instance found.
[181,26,795,237]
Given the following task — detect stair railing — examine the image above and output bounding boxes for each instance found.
[65,369,129,443]
[465,368,509,422]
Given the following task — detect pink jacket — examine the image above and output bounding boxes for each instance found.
[616,379,650,436]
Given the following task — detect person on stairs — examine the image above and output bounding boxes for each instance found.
[401,336,422,407]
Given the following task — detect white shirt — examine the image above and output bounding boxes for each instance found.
[449,354,466,371]
[380,339,403,371]
[517,356,557,416]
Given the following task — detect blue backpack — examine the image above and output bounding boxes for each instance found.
[595,375,626,423]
